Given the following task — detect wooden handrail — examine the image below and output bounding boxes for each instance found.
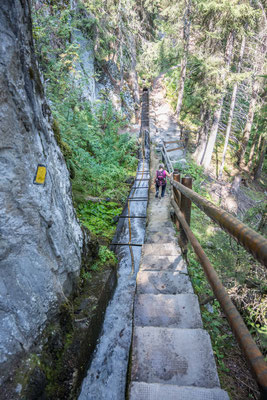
[171,196,267,399]
[171,179,267,267]
[161,142,174,173]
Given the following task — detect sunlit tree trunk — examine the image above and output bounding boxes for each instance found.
[195,106,205,144]
[193,108,211,164]
[176,0,191,120]
[202,31,234,170]
[118,0,124,91]
[219,36,246,179]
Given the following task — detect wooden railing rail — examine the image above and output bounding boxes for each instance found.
[171,175,267,399]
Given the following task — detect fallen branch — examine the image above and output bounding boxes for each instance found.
[85,196,106,203]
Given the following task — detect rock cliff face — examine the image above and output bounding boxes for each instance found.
[73,28,97,103]
[0,0,83,385]
[97,61,135,119]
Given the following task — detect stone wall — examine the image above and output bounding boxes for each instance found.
[0,0,83,386]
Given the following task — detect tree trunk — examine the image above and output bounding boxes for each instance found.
[129,33,140,105]
[219,36,246,179]
[201,96,225,169]
[237,29,267,167]
[247,129,260,169]
[196,105,206,144]
[118,0,124,90]
[193,108,211,164]
[176,55,187,119]
[202,31,235,170]
[119,40,124,90]
[176,0,192,120]
[231,174,242,195]
[237,78,260,167]
[253,135,266,181]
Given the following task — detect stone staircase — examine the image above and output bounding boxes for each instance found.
[128,184,229,399]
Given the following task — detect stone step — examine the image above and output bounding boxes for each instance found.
[131,327,220,388]
[134,294,203,329]
[145,227,177,244]
[136,271,193,294]
[142,243,181,257]
[147,211,170,222]
[139,255,187,273]
[129,382,230,400]
[147,220,174,230]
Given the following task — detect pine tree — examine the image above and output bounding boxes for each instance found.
[201,30,235,169]
[237,3,266,167]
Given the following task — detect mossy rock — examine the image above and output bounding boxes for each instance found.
[23,366,46,400]
[59,303,74,334]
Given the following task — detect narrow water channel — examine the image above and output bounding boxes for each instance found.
[78,91,150,400]
[78,244,142,400]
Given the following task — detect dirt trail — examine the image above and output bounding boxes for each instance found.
[150,76,180,145]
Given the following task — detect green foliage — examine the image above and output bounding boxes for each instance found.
[50,88,138,236]
[187,254,232,372]
[164,54,228,125]
[98,245,117,265]
[137,37,180,85]
[246,99,267,173]
[32,1,138,242]
[52,95,138,204]
[243,202,267,232]
[91,245,117,271]
[81,270,93,281]
[181,158,266,383]
[202,303,231,372]
[197,0,259,36]
[75,16,97,39]
[77,201,122,239]
[173,158,206,194]
[81,245,117,282]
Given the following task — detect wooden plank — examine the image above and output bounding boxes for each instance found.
[164,140,181,144]
[166,146,184,152]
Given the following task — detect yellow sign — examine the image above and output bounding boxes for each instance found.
[34,164,47,185]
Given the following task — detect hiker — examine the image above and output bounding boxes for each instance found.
[154,164,172,198]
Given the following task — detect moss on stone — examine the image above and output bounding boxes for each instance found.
[52,119,74,177]
[17,256,117,399]
[52,119,62,147]
[59,302,74,333]
[28,66,35,80]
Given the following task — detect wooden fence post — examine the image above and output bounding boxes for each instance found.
[179,176,192,254]
[173,170,181,231]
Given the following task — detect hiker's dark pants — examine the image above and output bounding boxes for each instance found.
[156,183,166,197]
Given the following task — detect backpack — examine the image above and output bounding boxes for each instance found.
[156,170,166,186]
